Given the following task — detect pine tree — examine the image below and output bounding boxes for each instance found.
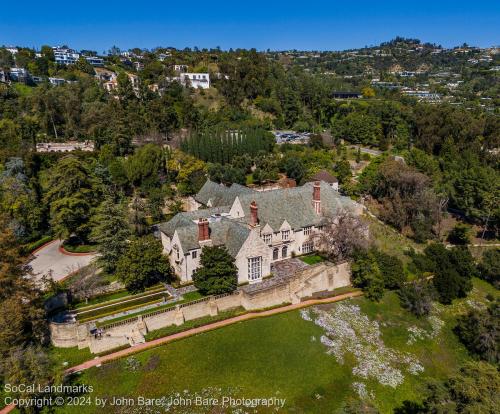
[90,199,131,273]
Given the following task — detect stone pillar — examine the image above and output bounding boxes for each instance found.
[174,305,185,326]
[208,298,218,317]
[137,315,148,334]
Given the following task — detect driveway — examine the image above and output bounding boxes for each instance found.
[28,239,97,281]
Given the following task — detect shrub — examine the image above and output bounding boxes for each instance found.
[373,249,406,289]
[447,223,471,245]
[454,301,499,364]
[478,249,500,287]
[398,280,435,317]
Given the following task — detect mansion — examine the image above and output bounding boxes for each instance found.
[159,179,362,284]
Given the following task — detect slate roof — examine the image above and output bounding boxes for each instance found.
[235,181,356,231]
[172,219,249,258]
[160,180,359,256]
[195,179,255,207]
[158,206,230,237]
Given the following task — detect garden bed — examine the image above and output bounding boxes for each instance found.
[76,290,172,322]
[96,290,204,327]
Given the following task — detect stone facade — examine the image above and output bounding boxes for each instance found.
[49,261,351,354]
[158,180,362,285]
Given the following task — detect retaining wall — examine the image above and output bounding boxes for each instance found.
[49,262,351,353]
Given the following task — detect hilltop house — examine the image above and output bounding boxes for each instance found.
[159,180,361,284]
[178,73,210,89]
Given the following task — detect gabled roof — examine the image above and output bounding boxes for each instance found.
[173,219,250,258]
[158,206,230,237]
[195,179,255,207]
[309,170,338,183]
[236,181,356,230]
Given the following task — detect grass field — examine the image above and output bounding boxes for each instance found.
[299,254,325,265]
[55,278,497,414]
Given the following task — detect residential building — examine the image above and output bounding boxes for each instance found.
[173,64,188,73]
[49,77,66,86]
[85,56,104,66]
[8,67,29,82]
[94,68,117,83]
[308,170,339,191]
[159,180,361,284]
[332,91,362,99]
[177,73,210,89]
[133,61,144,71]
[53,46,80,65]
[401,89,441,102]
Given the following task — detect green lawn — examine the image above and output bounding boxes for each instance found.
[56,278,497,414]
[299,254,325,265]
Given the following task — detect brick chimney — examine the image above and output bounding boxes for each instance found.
[313,181,321,214]
[198,218,210,241]
[250,201,259,226]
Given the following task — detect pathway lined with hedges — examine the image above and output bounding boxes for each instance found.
[66,290,363,374]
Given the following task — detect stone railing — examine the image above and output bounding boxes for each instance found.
[50,263,350,353]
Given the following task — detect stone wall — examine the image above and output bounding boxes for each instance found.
[49,261,351,353]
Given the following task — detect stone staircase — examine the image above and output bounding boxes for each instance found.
[128,329,145,346]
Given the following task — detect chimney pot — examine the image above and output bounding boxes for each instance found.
[198,218,210,241]
[250,201,259,226]
[313,182,321,214]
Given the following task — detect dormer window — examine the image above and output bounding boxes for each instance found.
[281,230,290,241]
[263,234,272,244]
[303,226,312,235]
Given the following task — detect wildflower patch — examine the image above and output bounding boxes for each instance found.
[301,304,424,389]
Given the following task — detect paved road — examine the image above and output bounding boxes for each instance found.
[28,239,97,282]
[66,290,363,374]
[349,145,382,156]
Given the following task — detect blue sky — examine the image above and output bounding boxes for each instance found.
[1,0,499,51]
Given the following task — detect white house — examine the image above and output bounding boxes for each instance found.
[53,47,80,65]
[159,180,361,285]
[178,73,210,89]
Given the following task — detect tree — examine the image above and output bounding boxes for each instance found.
[311,212,369,263]
[115,235,173,293]
[422,244,474,304]
[454,301,499,364]
[2,346,57,411]
[43,156,98,242]
[447,223,471,245]
[0,217,46,360]
[478,249,500,287]
[90,199,131,273]
[282,156,305,183]
[351,249,385,301]
[192,246,238,295]
[335,158,352,185]
[129,192,148,236]
[421,362,499,413]
[398,280,434,317]
[373,249,406,289]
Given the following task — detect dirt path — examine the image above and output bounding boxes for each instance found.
[66,290,363,374]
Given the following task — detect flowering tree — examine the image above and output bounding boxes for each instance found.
[310,211,369,263]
